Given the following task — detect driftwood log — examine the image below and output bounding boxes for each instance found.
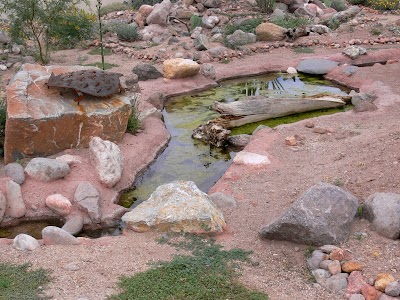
[211,94,348,128]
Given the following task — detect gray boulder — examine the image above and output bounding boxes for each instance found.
[385,281,400,297]
[227,134,251,147]
[297,59,339,75]
[0,191,6,222]
[3,162,25,184]
[89,137,123,188]
[325,273,349,292]
[146,0,172,26]
[25,158,70,181]
[260,182,359,245]
[342,46,367,60]
[202,15,219,29]
[200,63,216,79]
[122,180,226,233]
[363,193,400,239]
[132,63,163,81]
[42,226,79,245]
[74,182,102,223]
[13,234,40,251]
[226,30,257,48]
[194,34,210,51]
[6,180,26,218]
[307,249,327,270]
[62,214,84,235]
[313,269,331,285]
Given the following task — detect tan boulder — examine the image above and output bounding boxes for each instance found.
[121,180,226,234]
[163,58,200,79]
[4,64,132,164]
[255,22,285,41]
[375,273,395,292]
[341,261,363,273]
[134,5,153,27]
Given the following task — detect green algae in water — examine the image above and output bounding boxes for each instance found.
[121,73,349,208]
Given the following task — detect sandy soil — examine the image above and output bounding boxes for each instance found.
[1,6,400,300]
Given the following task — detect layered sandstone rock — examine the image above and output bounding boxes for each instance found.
[4,64,133,163]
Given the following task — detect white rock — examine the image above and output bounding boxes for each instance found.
[89,137,123,188]
[13,234,40,251]
[42,226,79,245]
[62,214,84,235]
[25,158,70,181]
[74,182,101,223]
[287,67,298,74]
[233,151,270,167]
[6,180,26,218]
[0,65,7,71]
[45,194,72,216]
[122,180,226,233]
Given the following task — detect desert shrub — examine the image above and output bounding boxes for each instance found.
[130,0,163,9]
[190,14,202,31]
[326,17,341,30]
[330,0,347,11]
[256,0,276,13]
[223,18,263,35]
[100,3,132,16]
[105,22,140,41]
[365,0,399,10]
[270,15,310,29]
[49,8,96,49]
[126,95,141,134]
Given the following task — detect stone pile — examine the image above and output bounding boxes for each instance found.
[307,245,400,299]
[0,29,33,72]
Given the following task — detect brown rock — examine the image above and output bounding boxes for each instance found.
[342,261,363,273]
[374,273,395,292]
[313,127,328,134]
[255,22,285,42]
[347,271,367,294]
[4,64,131,164]
[285,136,297,146]
[328,260,342,275]
[362,284,381,300]
[134,5,153,27]
[163,58,200,79]
[329,248,351,261]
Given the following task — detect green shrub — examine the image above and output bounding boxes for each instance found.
[365,0,399,10]
[326,17,341,30]
[126,95,141,134]
[190,14,202,31]
[223,18,263,35]
[105,22,140,41]
[256,0,276,13]
[100,3,132,16]
[130,0,162,9]
[49,8,96,49]
[270,15,310,29]
[330,0,347,11]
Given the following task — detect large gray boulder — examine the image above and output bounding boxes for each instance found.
[363,193,400,240]
[74,182,102,223]
[3,162,25,184]
[146,0,172,26]
[296,59,339,75]
[25,158,70,181]
[122,180,226,233]
[260,182,359,245]
[226,30,257,48]
[89,137,123,188]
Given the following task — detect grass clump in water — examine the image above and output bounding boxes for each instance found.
[108,234,268,300]
[0,263,50,300]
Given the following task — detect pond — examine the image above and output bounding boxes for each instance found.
[120,73,349,208]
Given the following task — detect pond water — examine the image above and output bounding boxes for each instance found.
[120,73,349,208]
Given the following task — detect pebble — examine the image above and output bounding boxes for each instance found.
[63,262,80,271]
[313,127,327,134]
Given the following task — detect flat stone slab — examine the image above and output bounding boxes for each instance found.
[4,64,134,163]
[297,58,339,75]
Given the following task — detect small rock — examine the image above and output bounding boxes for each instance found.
[45,194,72,216]
[342,261,363,273]
[313,268,331,284]
[305,121,315,128]
[11,44,21,54]
[385,281,400,297]
[62,214,84,235]
[343,46,367,59]
[227,134,251,147]
[325,273,349,292]
[233,151,270,167]
[42,226,79,245]
[374,273,395,292]
[74,183,101,223]
[200,63,216,79]
[63,262,80,271]
[6,180,26,218]
[329,248,351,261]
[313,127,327,134]
[347,271,367,294]
[285,136,297,146]
[361,284,381,300]
[202,15,219,29]
[287,67,297,74]
[3,162,25,184]
[25,158,70,181]
[307,250,327,270]
[0,65,7,71]
[13,234,40,251]
[208,192,237,209]
[327,260,342,275]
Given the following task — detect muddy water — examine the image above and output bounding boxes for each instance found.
[120,73,349,208]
